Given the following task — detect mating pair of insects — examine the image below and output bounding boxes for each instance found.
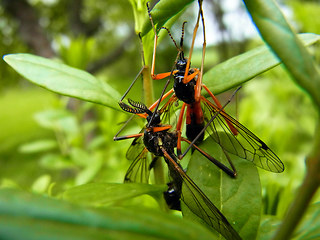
[114,1,284,240]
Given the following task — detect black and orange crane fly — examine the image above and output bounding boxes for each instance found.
[119,0,284,176]
[114,98,242,240]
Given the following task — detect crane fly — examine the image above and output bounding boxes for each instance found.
[114,98,242,240]
[119,0,284,176]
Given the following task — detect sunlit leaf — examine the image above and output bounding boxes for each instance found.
[203,33,320,95]
[243,0,320,108]
[3,54,121,111]
[128,0,149,33]
[31,175,51,193]
[141,0,195,36]
[184,137,261,239]
[0,189,215,240]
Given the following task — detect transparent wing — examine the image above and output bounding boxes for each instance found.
[126,133,145,161]
[124,146,151,183]
[124,132,152,183]
[162,150,241,240]
[159,95,182,127]
[202,98,284,173]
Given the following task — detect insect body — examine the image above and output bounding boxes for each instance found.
[114,99,242,240]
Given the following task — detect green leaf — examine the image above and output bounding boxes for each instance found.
[141,0,195,36]
[31,175,51,193]
[3,54,121,111]
[128,0,149,33]
[203,33,320,95]
[39,154,74,170]
[184,137,261,239]
[243,0,320,109]
[63,182,166,207]
[140,0,194,71]
[293,202,320,240]
[18,139,57,153]
[0,189,216,240]
[259,202,320,240]
[74,153,104,185]
[257,215,281,240]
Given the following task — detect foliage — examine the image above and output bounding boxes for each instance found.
[1,0,320,239]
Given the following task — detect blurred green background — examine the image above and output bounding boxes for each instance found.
[0,0,319,217]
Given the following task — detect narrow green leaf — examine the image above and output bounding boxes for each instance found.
[18,139,57,153]
[203,33,320,95]
[63,182,166,207]
[0,189,215,240]
[0,217,159,240]
[184,137,261,239]
[243,0,320,109]
[3,54,121,111]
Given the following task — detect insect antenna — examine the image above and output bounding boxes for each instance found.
[119,102,146,114]
[128,99,153,116]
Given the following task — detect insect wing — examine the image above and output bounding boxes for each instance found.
[124,147,151,183]
[165,153,241,240]
[202,99,284,173]
[159,95,181,127]
[126,132,145,161]
[124,134,152,183]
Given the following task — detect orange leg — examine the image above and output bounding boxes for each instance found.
[152,71,179,80]
[149,125,172,133]
[202,84,224,108]
[148,3,179,82]
[195,0,206,103]
[176,103,187,158]
[182,68,200,84]
[114,132,144,141]
[177,104,187,157]
[148,88,175,111]
[202,85,238,135]
[183,4,201,81]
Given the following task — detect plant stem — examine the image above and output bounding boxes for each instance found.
[142,65,154,106]
[142,64,165,185]
[272,120,320,240]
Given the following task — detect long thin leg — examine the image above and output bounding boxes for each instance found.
[202,85,238,135]
[148,89,175,111]
[114,132,144,141]
[181,137,236,178]
[120,33,146,101]
[183,3,201,82]
[194,0,206,102]
[176,103,187,157]
[113,114,136,140]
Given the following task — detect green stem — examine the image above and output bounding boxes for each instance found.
[142,65,154,106]
[272,119,320,240]
[142,58,166,186]
[153,157,165,185]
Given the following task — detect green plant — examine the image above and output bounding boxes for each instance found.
[1,0,320,239]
